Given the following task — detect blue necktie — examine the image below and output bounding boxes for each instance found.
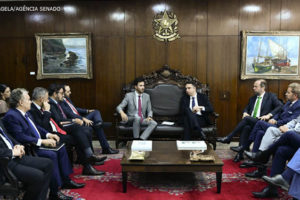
[192,97,195,109]
[25,113,40,138]
[0,127,14,147]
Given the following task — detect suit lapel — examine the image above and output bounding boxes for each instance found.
[133,92,137,110]
[260,93,268,112]
[142,94,146,113]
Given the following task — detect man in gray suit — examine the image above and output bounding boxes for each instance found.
[116,77,157,140]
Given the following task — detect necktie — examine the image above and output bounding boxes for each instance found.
[0,127,14,148]
[65,98,80,115]
[25,113,41,138]
[40,108,67,135]
[192,97,195,109]
[138,95,143,121]
[57,103,67,119]
[252,96,262,118]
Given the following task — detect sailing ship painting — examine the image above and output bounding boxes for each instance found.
[246,35,299,75]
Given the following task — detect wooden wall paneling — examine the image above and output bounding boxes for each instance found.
[239,0,271,31]
[124,36,136,84]
[196,0,208,36]
[270,0,282,30]
[63,2,95,33]
[135,37,166,76]
[166,0,197,36]
[207,36,239,136]
[135,0,165,36]
[167,36,197,76]
[93,1,125,36]
[207,0,239,36]
[94,36,124,124]
[281,0,300,30]
[124,1,135,36]
[196,36,207,83]
[278,80,294,101]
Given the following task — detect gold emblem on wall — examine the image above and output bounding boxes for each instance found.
[152,10,180,42]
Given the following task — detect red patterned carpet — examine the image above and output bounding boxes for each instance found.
[62,149,292,200]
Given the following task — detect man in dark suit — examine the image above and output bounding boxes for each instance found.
[238,83,300,172]
[2,88,83,200]
[61,84,118,154]
[0,125,53,200]
[30,87,105,176]
[245,131,300,198]
[180,82,214,140]
[217,79,282,162]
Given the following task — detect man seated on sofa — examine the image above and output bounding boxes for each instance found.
[116,77,157,140]
[180,82,214,140]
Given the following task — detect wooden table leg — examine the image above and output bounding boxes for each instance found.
[216,172,222,193]
[122,171,127,193]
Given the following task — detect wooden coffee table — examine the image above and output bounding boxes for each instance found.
[121,141,224,193]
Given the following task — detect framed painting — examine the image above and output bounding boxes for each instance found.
[35,33,92,79]
[241,31,300,80]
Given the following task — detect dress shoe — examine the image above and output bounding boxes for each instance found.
[230,146,243,153]
[252,186,278,198]
[233,153,244,162]
[245,168,266,178]
[82,164,105,176]
[216,136,231,144]
[49,191,73,200]
[239,160,255,168]
[93,161,105,166]
[102,147,119,154]
[244,151,269,164]
[88,155,107,164]
[62,180,85,189]
[262,175,290,191]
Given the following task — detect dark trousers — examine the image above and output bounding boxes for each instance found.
[265,131,300,176]
[36,146,73,195]
[8,156,53,200]
[183,109,207,140]
[227,116,258,143]
[85,110,109,149]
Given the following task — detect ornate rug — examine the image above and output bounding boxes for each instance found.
[62,149,292,200]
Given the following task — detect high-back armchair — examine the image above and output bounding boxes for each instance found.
[114,65,219,149]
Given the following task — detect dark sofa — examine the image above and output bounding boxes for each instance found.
[114,66,218,149]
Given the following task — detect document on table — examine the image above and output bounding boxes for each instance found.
[176,140,207,151]
[131,140,152,151]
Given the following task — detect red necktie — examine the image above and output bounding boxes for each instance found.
[50,118,67,135]
[57,103,67,119]
[65,98,80,115]
[138,95,143,122]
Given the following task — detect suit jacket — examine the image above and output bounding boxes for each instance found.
[272,99,300,126]
[29,103,53,132]
[48,98,72,127]
[287,148,300,199]
[2,109,48,145]
[180,92,214,123]
[116,92,153,118]
[60,97,88,120]
[243,92,282,117]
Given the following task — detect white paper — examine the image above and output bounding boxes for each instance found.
[176,140,207,151]
[131,140,152,151]
[161,121,175,126]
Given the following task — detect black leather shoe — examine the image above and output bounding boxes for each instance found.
[233,153,244,162]
[82,164,105,176]
[62,180,85,189]
[239,160,255,168]
[262,175,290,191]
[88,155,107,164]
[102,147,119,154]
[244,151,269,164]
[49,191,73,200]
[230,146,243,153]
[252,186,278,198]
[216,136,231,144]
[245,168,266,178]
[93,161,105,166]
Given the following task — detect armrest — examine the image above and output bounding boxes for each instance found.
[0,157,19,188]
[207,112,219,126]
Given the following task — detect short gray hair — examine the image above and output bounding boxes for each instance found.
[288,82,300,98]
[32,87,48,101]
[9,88,28,108]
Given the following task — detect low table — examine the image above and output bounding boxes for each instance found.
[121,141,224,193]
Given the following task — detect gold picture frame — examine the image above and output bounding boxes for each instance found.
[241,30,300,80]
[35,33,92,79]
